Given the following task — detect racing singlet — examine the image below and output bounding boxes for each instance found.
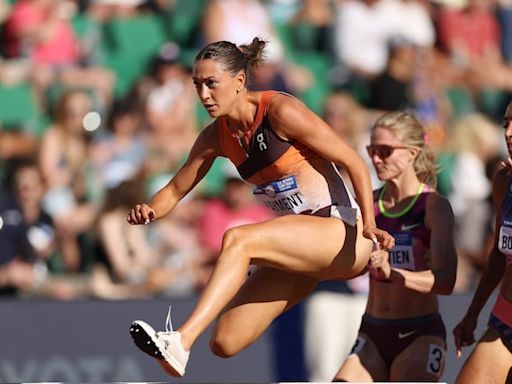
[497,178,512,266]
[216,91,359,225]
[374,184,431,271]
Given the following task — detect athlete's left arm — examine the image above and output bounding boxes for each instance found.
[389,193,457,295]
[268,94,394,249]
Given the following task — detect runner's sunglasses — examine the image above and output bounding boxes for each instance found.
[366,144,413,159]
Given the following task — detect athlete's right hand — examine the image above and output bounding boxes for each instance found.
[368,249,391,281]
[453,313,478,358]
[363,226,395,251]
[127,203,156,225]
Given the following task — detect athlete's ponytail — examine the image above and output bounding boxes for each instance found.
[238,37,266,72]
[372,111,437,188]
[194,37,267,86]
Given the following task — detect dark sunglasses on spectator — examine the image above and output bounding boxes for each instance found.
[366,144,412,159]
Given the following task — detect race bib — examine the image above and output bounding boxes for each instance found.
[499,224,512,262]
[389,232,415,270]
[253,176,307,215]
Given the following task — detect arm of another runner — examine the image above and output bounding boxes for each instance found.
[127,124,220,225]
[267,93,394,250]
[453,167,509,357]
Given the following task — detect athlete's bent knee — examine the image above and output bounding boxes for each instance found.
[209,331,243,358]
[221,225,253,254]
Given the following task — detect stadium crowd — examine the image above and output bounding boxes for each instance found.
[0,0,508,303]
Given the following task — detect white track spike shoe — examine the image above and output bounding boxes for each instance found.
[130,306,190,377]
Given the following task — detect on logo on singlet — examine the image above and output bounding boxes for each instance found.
[256,132,267,151]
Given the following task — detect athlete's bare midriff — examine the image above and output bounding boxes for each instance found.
[366,280,439,319]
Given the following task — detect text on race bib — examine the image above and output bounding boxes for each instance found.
[253,176,307,215]
[498,225,512,265]
[389,232,416,270]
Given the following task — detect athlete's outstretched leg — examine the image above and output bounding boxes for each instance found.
[131,214,372,376]
[178,215,370,350]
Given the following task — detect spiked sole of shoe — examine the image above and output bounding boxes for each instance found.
[130,321,185,377]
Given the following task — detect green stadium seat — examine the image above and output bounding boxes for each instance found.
[273,21,332,114]
[0,82,43,135]
[102,15,167,97]
[163,0,206,48]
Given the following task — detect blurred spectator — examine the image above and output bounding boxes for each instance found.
[8,157,82,299]
[0,157,77,300]
[142,42,198,180]
[437,0,500,66]
[93,0,146,16]
[323,91,370,148]
[203,0,283,53]
[332,0,399,81]
[3,0,114,108]
[89,97,147,191]
[288,0,334,56]
[95,178,154,283]
[411,47,455,148]
[146,196,206,296]
[0,158,101,300]
[264,0,301,25]
[151,0,206,52]
[0,173,38,295]
[70,0,115,67]
[0,123,38,162]
[323,90,381,187]
[446,113,503,291]
[368,37,417,111]
[39,89,99,273]
[96,0,167,98]
[202,0,312,95]
[12,157,56,262]
[260,0,334,98]
[249,50,293,93]
[391,0,436,48]
[0,0,9,23]
[436,0,512,118]
[92,177,206,300]
[497,0,512,63]
[332,0,435,103]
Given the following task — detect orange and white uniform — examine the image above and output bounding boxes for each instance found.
[216,91,359,225]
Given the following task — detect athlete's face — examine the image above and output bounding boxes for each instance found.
[368,126,417,181]
[192,59,244,118]
[504,102,512,157]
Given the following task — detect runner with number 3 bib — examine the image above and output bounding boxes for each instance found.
[334,111,457,382]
